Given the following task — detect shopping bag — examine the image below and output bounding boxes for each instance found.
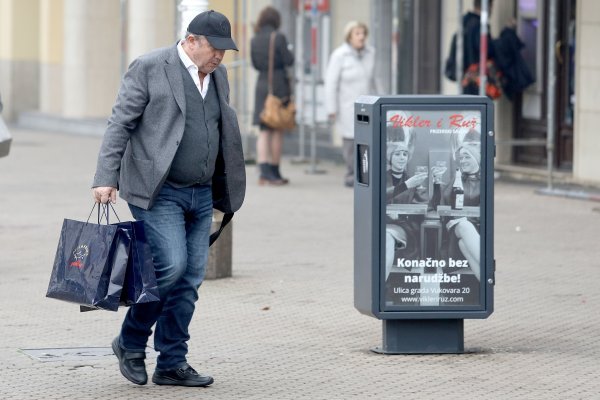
[46,205,129,311]
[115,220,160,306]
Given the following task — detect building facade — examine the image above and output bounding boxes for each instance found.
[0,0,598,187]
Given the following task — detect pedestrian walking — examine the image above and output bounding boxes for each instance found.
[91,10,245,387]
[325,21,383,187]
[251,6,295,185]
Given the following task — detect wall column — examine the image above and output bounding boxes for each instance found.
[62,0,121,119]
[127,0,177,64]
[0,0,40,121]
[39,0,64,116]
[573,0,600,185]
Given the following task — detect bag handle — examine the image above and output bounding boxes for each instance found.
[267,31,276,95]
[267,31,294,103]
[86,203,121,225]
[209,212,233,247]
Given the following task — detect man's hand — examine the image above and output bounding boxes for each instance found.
[92,187,117,204]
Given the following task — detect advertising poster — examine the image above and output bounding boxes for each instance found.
[383,108,483,308]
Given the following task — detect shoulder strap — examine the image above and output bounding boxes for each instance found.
[267,31,276,94]
[209,212,234,246]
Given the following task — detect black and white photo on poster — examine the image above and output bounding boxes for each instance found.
[383,109,483,308]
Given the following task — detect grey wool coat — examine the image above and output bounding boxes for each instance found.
[251,26,294,125]
[93,43,246,213]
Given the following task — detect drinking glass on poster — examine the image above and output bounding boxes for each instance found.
[415,166,428,190]
[433,161,448,184]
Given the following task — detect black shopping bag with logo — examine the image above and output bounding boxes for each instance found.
[46,205,129,311]
[115,220,160,307]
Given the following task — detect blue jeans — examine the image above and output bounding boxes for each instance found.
[119,183,213,370]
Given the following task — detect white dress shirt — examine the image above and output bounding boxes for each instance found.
[177,41,210,98]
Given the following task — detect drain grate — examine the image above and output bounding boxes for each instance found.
[20,347,157,362]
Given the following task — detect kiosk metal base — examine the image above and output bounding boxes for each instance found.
[371,319,464,354]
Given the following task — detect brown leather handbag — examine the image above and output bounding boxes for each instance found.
[260,32,296,131]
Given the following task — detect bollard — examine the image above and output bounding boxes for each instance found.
[205,211,233,279]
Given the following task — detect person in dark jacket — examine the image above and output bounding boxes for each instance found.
[445,0,533,99]
[492,26,535,100]
[444,0,496,93]
[251,6,294,185]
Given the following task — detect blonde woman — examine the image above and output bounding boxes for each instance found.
[325,21,383,187]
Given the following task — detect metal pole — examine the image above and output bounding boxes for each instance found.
[174,0,181,40]
[306,0,325,174]
[233,0,240,112]
[241,0,254,163]
[391,0,399,94]
[411,0,419,94]
[120,0,128,77]
[309,0,317,170]
[546,0,557,190]
[293,0,307,162]
[456,0,463,93]
[479,0,488,97]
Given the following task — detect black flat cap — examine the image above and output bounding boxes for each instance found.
[187,10,238,51]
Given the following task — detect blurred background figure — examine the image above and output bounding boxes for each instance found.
[444,0,495,93]
[0,90,12,158]
[444,0,532,100]
[251,6,294,186]
[325,21,383,188]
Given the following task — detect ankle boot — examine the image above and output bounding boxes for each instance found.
[258,163,273,185]
[258,163,285,185]
[269,164,289,184]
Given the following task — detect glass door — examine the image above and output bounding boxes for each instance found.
[513,0,575,170]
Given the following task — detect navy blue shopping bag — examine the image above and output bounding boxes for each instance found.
[47,204,160,311]
[115,219,160,307]
[46,204,129,311]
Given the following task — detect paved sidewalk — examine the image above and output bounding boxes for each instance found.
[0,128,599,399]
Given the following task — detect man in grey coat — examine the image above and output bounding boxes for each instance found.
[92,10,245,387]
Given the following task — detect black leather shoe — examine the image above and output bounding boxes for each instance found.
[152,364,214,387]
[111,337,147,385]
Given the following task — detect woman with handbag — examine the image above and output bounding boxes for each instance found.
[251,6,295,185]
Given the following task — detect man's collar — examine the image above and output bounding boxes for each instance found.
[177,40,196,70]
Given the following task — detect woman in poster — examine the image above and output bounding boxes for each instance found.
[443,139,481,280]
[384,126,428,280]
